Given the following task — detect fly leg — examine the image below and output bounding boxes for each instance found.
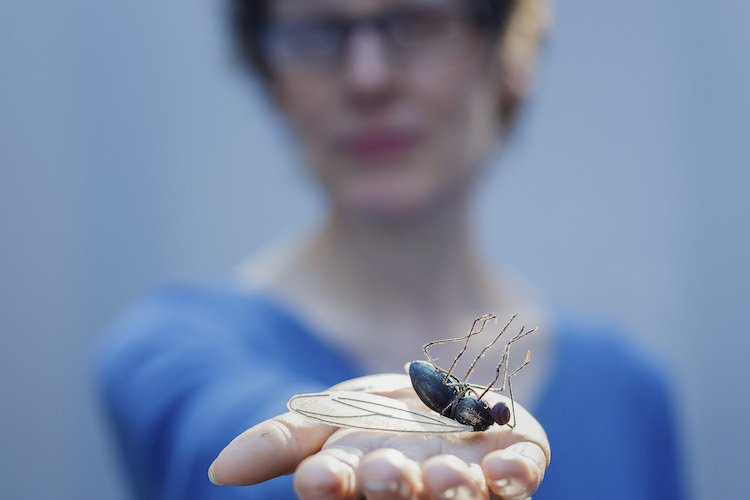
[507,350,531,428]
[422,313,498,384]
[463,314,517,382]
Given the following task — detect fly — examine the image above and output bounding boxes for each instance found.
[409,313,535,431]
[287,313,535,433]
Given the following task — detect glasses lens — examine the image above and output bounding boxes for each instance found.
[383,7,473,59]
[263,4,481,74]
[264,19,346,68]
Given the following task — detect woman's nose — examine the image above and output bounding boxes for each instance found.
[341,26,396,95]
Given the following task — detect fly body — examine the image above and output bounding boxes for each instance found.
[287,313,535,434]
[409,360,507,431]
[408,313,535,431]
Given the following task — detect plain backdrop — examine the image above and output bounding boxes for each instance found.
[1,1,748,499]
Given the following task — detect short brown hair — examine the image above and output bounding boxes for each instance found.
[227,0,550,127]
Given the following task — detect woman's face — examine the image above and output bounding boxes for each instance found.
[267,0,504,221]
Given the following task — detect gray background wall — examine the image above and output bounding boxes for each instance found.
[1,1,748,498]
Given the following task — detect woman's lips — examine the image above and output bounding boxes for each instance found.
[345,130,420,163]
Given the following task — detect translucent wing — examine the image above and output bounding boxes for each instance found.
[288,391,473,433]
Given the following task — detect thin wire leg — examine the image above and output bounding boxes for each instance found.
[500,326,537,391]
[463,325,537,396]
[463,314,517,382]
[422,313,497,382]
[476,350,507,401]
[507,350,531,429]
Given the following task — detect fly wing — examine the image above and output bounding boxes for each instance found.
[288,391,473,433]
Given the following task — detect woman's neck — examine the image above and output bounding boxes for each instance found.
[313,203,490,316]
[246,200,516,366]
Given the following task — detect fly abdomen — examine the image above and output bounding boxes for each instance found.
[408,360,459,416]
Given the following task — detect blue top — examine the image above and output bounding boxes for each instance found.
[96,285,684,500]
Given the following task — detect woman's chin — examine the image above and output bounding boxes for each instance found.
[337,186,445,225]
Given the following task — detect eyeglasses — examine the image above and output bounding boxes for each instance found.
[260,4,484,74]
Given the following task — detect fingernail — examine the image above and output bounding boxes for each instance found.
[490,478,509,489]
[492,477,526,497]
[208,462,220,485]
[436,485,476,500]
[362,479,399,492]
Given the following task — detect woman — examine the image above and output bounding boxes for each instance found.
[97,1,683,499]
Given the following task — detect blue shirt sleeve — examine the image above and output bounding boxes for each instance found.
[94,286,358,500]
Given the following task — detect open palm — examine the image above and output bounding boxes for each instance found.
[210,374,550,499]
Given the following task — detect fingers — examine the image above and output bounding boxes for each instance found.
[211,416,547,499]
[358,449,423,499]
[422,443,546,500]
[422,455,489,500]
[287,395,549,500]
[295,447,423,500]
[294,448,360,500]
[209,412,338,486]
[477,397,549,499]
[482,442,547,499]
[367,446,545,500]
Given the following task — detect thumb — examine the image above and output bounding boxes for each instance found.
[209,412,338,486]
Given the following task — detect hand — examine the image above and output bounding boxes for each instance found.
[209,374,550,499]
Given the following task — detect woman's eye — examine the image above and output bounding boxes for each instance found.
[296,23,341,48]
[387,11,456,46]
[269,20,344,61]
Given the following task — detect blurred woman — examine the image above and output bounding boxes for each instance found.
[97,1,684,499]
